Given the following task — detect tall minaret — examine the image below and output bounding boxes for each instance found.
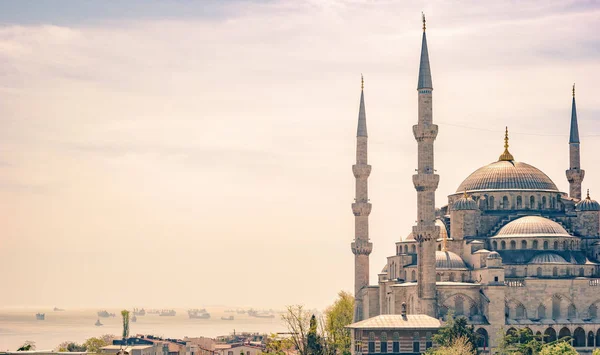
[412,13,439,318]
[351,75,373,322]
[566,84,585,200]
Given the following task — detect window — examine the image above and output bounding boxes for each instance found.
[411,270,416,281]
[380,332,387,353]
[455,296,464,316]
[228,352,233,355]
[510,240,516,250]
[493,241,498,250]
[517,196,522,209]
[544,241,549,250]
[503,196,509,209]
[553,241,558,250]
[449,273,455,282]
[521,240,527,249]
[368,332,375,353]
[542,196,547,209]
[488,196,495,210]
[494,276,499,282]
[552,296,561,319]
[501,241,506,250]
[568,304,576,319]
[553,267,558,277]
[580,268,585,277]
[392,333,400,353]
[537,267,542,277]
[426,332,433,350]
[516,304,526,319]
[411,245,416,254]
[412,333,420,353]
[436,273,441,281]
[590,304,597,319]
[533,240,538,249]
[530,196,535,208]
[538,305,546,319]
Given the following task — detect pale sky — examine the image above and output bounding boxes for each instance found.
[0,0,599,310]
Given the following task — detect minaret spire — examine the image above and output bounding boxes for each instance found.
[499,127,515,161]
[566,83,585,199]
[412,13,439,318]
[351,74,372,322]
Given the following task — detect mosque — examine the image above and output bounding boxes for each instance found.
[348,15,600,354]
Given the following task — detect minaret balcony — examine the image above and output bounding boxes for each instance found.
[566,169,585,183]
[352,202,372,216]
[351,240,373,255]
[352,164,371,178]
[412,124,438,142]
[412,225,440,242]
[412,174,440,191]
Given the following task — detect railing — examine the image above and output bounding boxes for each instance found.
[590,279,600,286]
[505,279,525,287]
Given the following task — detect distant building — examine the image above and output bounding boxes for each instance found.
[101,336,198,355]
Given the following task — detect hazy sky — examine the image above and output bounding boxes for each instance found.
[1,0,599,310]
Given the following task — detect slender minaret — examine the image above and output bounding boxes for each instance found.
[412,13,439,318]
[566,84,585,200]
[351,75,373,322]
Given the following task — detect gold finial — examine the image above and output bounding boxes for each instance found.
[587,189,590,200]
[361,74,364,90]
[573,83,575,98]
[499,126,515,161]
[463,190,468,199]
[422,12,426,32]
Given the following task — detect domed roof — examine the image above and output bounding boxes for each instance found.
[487,251,502,259]
[576,191,600,211]
[453,195,478,210]
[494,216,571,238]
[530,253,569,264]
[436,251,467,270]
[456,161,559,193]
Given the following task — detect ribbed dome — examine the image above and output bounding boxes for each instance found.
[453,196,478,210]
[456,161,559,193]
[530,253,569,264]
[576,195,600,211]
[495,216,570,237]
[487,251,502,260]
[436,251,467,270]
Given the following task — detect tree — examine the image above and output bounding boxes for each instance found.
[121,310,130,339]
[281,305,312,355]
[431,315,478,354]
[307,315,323,355]
[425,336,476,355]
[538,341,578,355]
[592,349,600,355]
[263,333,294,355]
[17,341,36,351]
[324,291,354,355]
[495,328,543,355]
[83,335,114,353]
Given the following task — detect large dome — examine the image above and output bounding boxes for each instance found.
[494,216,571,237]
[456,160,559,193]
[436,251,467,270]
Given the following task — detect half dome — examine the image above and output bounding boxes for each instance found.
[530,253,569,264]
[495,216,570,237]
[436,251,467,270]
[456,161,559,193]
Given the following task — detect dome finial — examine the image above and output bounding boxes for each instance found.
[361,74,364,91]
[463,190,468,198]
[587,189,590,200]
[573,83,575,98]
[422,12,426,32]
[499,126,514,161]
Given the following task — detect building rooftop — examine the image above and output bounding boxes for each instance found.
[347,314,441,329]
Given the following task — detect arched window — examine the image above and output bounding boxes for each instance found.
[559,327,571,341]
[449,273,455,282]
[530,196,535,209]
[589,304,597,319]
[588,331,595,348]
[552,296,561,319]
[455,296,464,316]
[380,332,388,353]
[553,267,558,277]
[425,332,433,350]
[503,196,509,209]
[510,240,516,249]
[571,240,575,250]
[542,196,547,209]
[411,245,416,254]
[538,304,546,319]
[392,333,400,353]
[516,304,526,319]
[562,240,567,250]
[436,273,441,281]
[510,267,517,277]
[533,240,538,249]
[543,241,549,250]
[537,267,543,277]
[516,196,522,209]
[368,332,375,353]
[580,268,585,277]
[411,270,416,281]
[437,244,441,251]
[412,332,420,353]
[476,328,488,348]
[553,241,558,250]
[492,241,498,250]
[488,196,495,210]
[521,240,527,249]
[501,241,506,250]
[568,304,577,319]
[545,328,557,343]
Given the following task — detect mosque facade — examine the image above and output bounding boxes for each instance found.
[350,15,600,353]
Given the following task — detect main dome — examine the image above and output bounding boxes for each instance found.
[495,216,571,237]
[456,160,559,193]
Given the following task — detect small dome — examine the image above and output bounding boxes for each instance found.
[381,264,389,273]
[436,251,467,270]
[457,161,559,193]
[487,251,501,259]
[437,219,449,240]
[453,195,478,210]
[495,216,570,237]
[530,253,569,264]
[576,192,600,211]
[405,232,415,241]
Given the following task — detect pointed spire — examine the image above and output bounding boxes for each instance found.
[441,226,448,252]
[570,83,580,144]
[499,126,515,161]
[587,189,591,200]
[357,74,367,137]
[417,13,433,90]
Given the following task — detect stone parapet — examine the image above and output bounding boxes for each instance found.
[352,202,372,216]
[352,240,373,255]
[412,225,440,242]
[352,164,372,178]
[412,124,438,142]
[413,174,440,191]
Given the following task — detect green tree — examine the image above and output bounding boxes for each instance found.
[281,305,311,355]
[83,336,112,353]
[431,315,478,354]
[592,349,600,355]
[121,310,130,339]
[324,291,354,355]
[538,341,578,355]
[425,336,476,355]
[495,328,543,355]
[263,333,294,355]
[17,341,36,351]
[307,315,323,355]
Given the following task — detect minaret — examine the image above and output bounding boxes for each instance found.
[412,13,439,318]
[351,75,373,322]
[566,84,585,200]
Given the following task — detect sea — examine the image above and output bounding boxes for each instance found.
[0,308,287,352]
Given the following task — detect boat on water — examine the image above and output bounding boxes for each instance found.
[133,308,146,316]
[131,315,137,322]
[221,315,234,321]
[248,309,275,318]
[35,313,45,320]
[53,307,65,312]
[236,309,246,314]
[147,309,160,315]
[159,309,176,317]
[97,310,115,318]
[188,309,210,319]
[95,319,103,326]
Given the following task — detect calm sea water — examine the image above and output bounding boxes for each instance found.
[0,308,287,351]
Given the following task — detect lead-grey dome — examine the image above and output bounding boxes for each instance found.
[530,253,569,264]
[436,251,467,270]
[456,161,559,193]
[576,194,600,211]
[487,251,502,259]
[453,195,478,210]
[495,216,571,237]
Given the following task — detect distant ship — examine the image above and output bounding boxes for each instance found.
[97,310,115,318]
[188,309,210,319]
[131,315,137,322]
[159,309,176,317]
[53,307,65,312]
[248,309,275,319]
[35,313,45,320]
[95,319,103,326]
[147,309,160,315]
[236,309,246,314]
[221,315,234,321]
[133,308,146,316]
